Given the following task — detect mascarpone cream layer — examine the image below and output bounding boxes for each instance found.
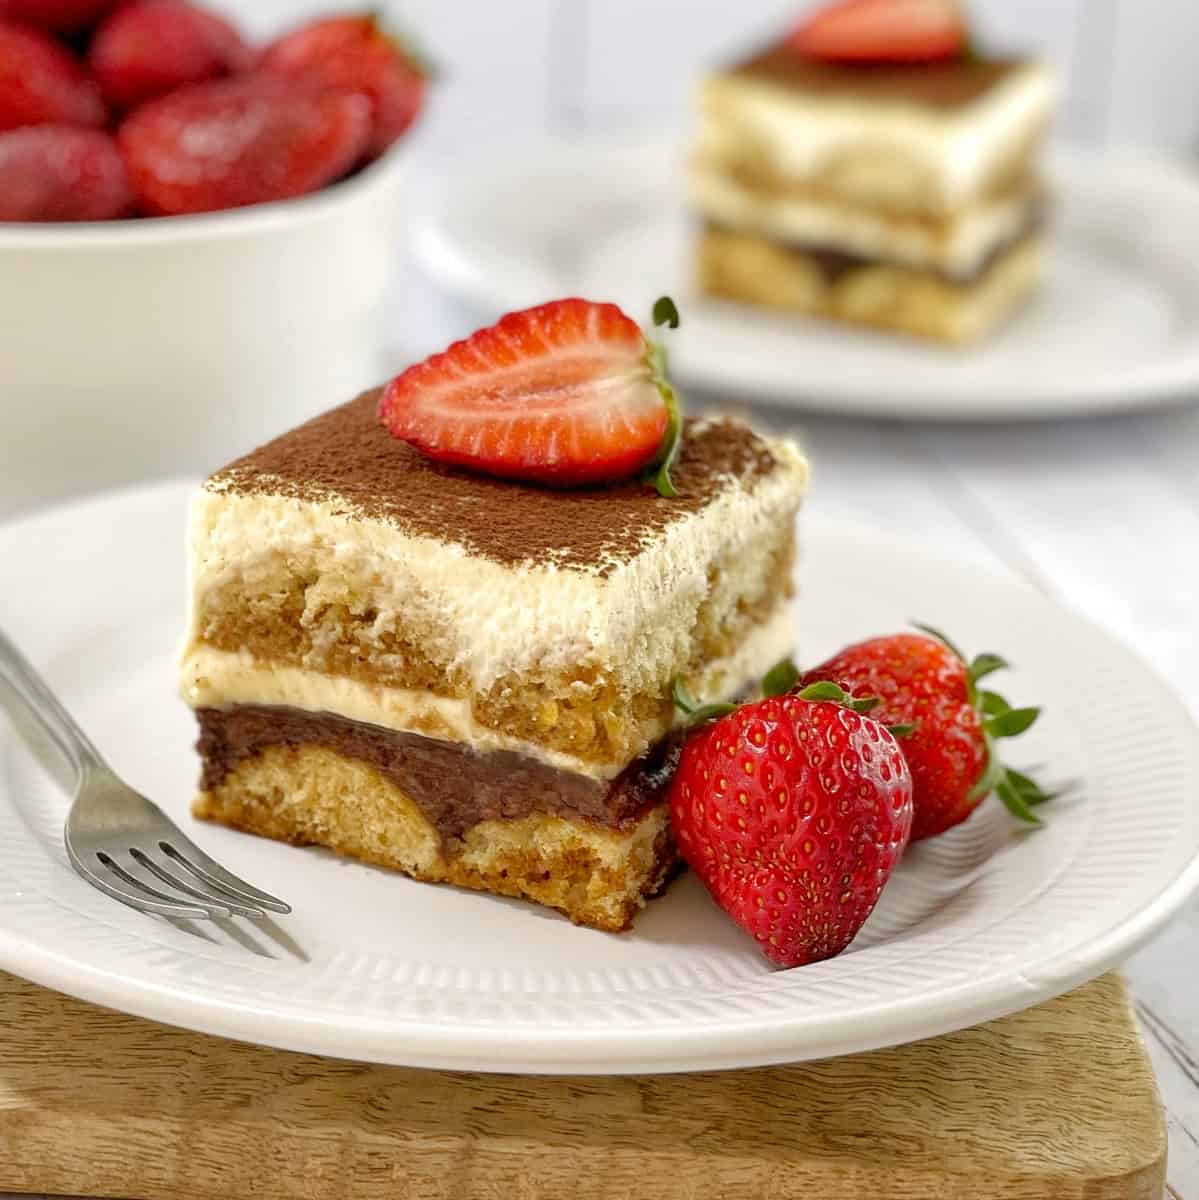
[690,165,1039,277]
[698,61,1055,212]
[181,599,798,781]
[183,423,809,699]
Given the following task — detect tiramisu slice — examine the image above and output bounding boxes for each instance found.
[692,0,1056,343]
[182,298,809,930]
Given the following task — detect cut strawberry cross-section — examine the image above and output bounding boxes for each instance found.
[378,297,681,491]
[789,0,968,65]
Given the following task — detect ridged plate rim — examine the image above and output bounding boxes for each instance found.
[0,479,1196,1073]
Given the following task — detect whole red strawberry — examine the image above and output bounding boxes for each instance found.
[0,0,117,34]
[801,627,1046,842]
[379,297,682,492]
[0,19,106,131]
[118,75,371,216]
[0,124,131,219]
[260,12,425,160]
[90,0,252,113]
[790,0,967,65]
[670,679,912,967]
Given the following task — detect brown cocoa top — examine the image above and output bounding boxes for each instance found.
[208,388,784,571]
[731,41,1023,109]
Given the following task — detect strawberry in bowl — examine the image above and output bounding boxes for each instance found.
[0,18,105,130]
[89,0,253,113]
[0,124,131,221]
[118,76,373,217]
[0,5,429,222]
[260,13,426,162]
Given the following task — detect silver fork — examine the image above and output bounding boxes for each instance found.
[0,628,290,921]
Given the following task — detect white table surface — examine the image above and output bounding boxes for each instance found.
[8,257,1198,1199]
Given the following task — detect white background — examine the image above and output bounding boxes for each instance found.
[7,1,1199,1196]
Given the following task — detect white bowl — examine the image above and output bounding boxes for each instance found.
[0,150,407,520]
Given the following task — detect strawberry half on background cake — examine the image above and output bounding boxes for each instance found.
[180,299,809,931]
[692,0,1057,343]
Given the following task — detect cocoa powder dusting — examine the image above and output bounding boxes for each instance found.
[208,388,783,571]
[733,42,1022,108]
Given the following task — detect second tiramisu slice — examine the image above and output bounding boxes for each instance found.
[692,0,1056,343]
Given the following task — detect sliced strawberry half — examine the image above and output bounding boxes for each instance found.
[790,0,967,65]
[378,297,680,490]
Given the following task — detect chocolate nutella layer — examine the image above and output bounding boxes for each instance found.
[733,42,1022,108]
[701,218,1042,285]
[196,706,680,842]
[208,395,781,572]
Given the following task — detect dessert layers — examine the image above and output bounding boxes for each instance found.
[193,706,681,932]
[691,45,1056,343]
[698,224,1041,345]
[696,51,1054,216]
[183,390,810,929]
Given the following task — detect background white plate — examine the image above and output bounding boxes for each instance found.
[1,481,1198,1073]
[412,137,1199,419]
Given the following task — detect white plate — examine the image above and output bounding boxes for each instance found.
[413,136,1199,419]
[2,481,1198,1073]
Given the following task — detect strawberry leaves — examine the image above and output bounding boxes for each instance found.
[795,680,881,714]
[673,661,892,731]
[672,657,806,725]
[795,680,917,737]
[916,622,1049,826]
[996,767,1056,824]
[968,653,1008,686]
[762,657,800,697]
[986,706,1040,739]
[652,295,680,329]
[671,679,736,726]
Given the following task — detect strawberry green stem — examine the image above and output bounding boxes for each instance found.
[671,678,736,725]
[650,377,682,499]
[795,681,880,714]
[652,296,680,328]
[647,295,683,498]
[671,664,888,731]
[762,658,799,697]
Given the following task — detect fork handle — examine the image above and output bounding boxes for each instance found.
[0,627,105,776]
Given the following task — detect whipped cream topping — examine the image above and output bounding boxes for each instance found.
[183,422,809,700]
[697,60,1055,212]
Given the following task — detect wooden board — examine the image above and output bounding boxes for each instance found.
[0,971,1164,1200]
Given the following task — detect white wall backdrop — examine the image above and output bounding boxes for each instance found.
[216,0,1199,154]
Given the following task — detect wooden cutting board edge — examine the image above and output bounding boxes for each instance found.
[0,970,1166,1200]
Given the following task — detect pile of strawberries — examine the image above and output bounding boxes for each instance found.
[670,628,1048,968]
[0,1,426,222]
